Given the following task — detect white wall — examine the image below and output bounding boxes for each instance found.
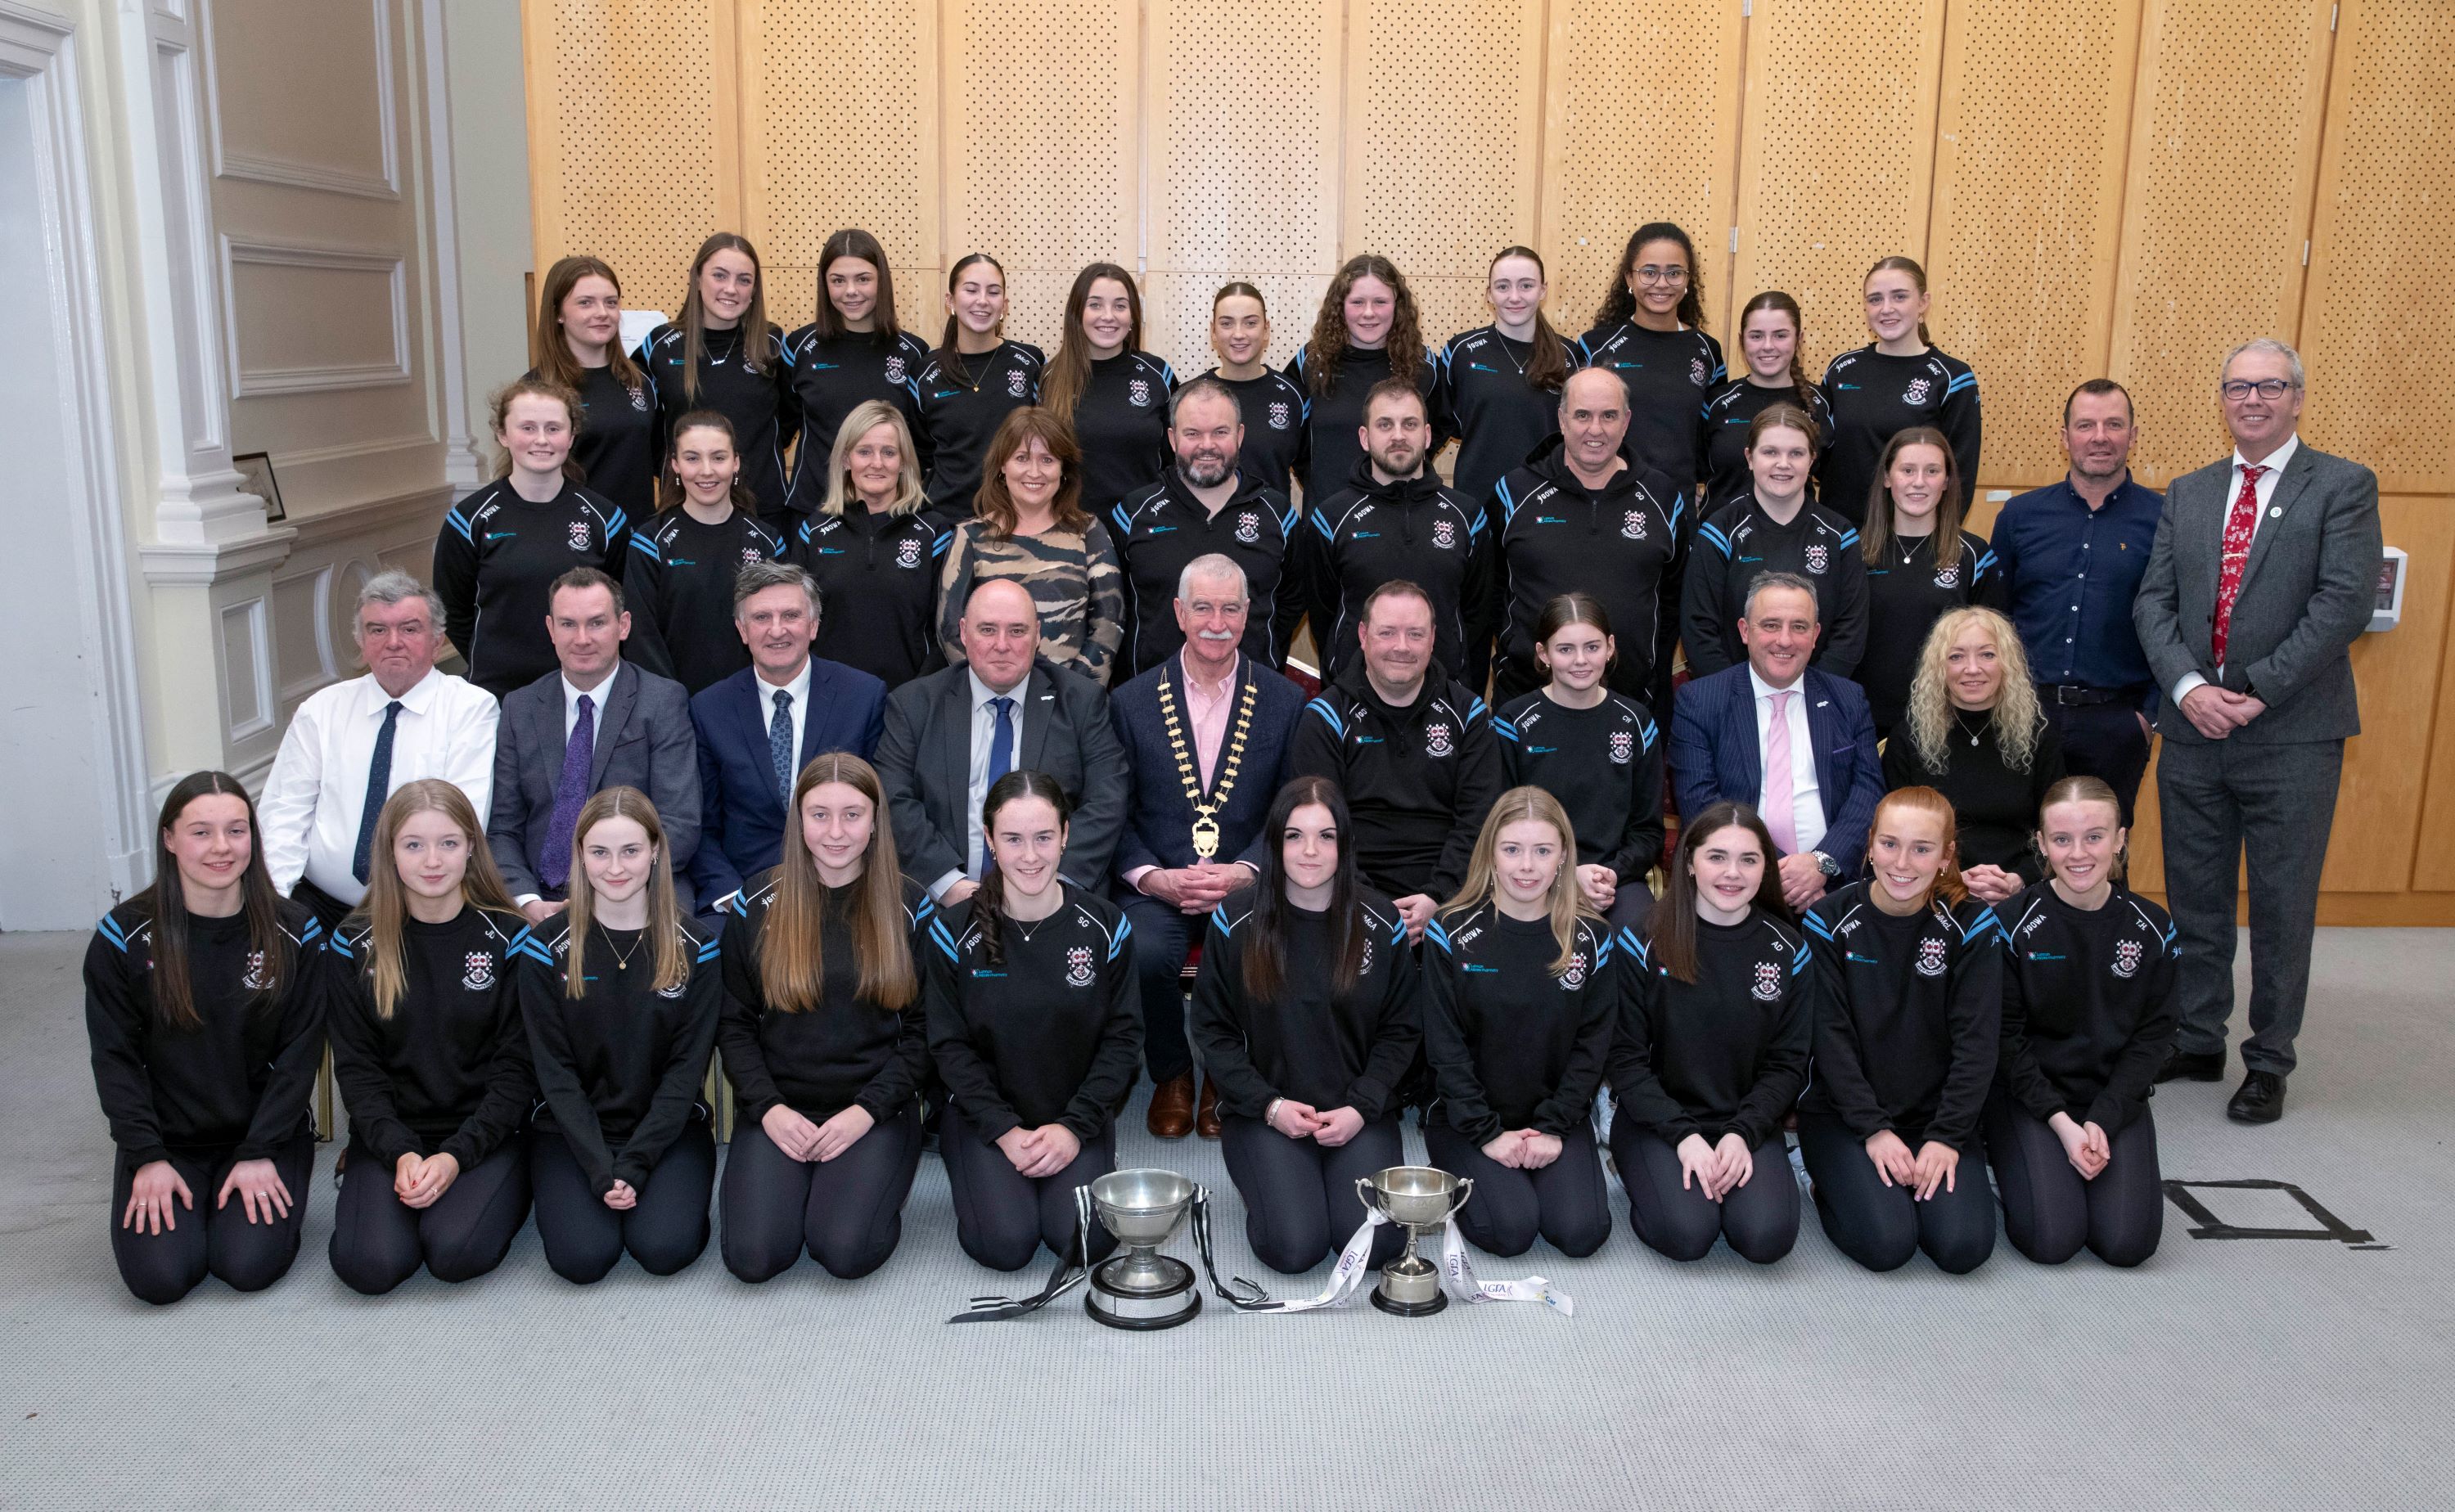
[441,0,530,451]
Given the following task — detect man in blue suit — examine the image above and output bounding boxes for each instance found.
[688,560,887,906]
[1670,571,1882,911]
[1109,555,1304,1138]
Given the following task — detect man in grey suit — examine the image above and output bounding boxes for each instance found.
[876,578,1131,905]
[2133,338,2381,1123]
[490,568,703,920]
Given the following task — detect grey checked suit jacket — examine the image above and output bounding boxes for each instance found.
[489,660,703,899]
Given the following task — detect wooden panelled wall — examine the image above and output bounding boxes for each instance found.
[524,0,2455,924]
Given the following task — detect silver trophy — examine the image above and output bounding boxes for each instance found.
[1085,1168,1202,1330]
[1358,1165,1474,1316]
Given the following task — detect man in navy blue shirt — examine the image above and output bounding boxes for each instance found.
[1990,380,2164,818]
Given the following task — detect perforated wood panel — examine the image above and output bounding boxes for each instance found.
[1345,0,1545,271]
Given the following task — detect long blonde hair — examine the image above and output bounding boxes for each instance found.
[354,779,520,1019]
[1440,786,1595,975]
[1903,606,2041,774]
[562,787,687,998]
[819,401,929,519]
[759,753,917,1013]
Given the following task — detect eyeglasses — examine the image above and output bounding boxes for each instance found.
[2220,379,2298,401]
[1633,266,1690,286]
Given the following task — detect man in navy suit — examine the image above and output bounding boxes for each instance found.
[687,560,887,905]
[1109,555,1304,1138]
[1669,572,1882,910]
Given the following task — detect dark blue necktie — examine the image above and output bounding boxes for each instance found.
[540,694,595,892]
[981,696,1015,879]
[769,688,795,808]
[350,700,404,884]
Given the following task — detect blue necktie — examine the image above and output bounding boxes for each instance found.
[540,693,595,892]
[769,688,795,808]
[981,695,1015,878]
[350,700,404,884]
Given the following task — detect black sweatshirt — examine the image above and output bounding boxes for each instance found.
[790,503,955,689]
[781,326,936,518]
[1109,470,1304,673]
[1608,910,1810,1150]
[914,340,1044,515]
[637,323,798,524]
[1434,326,1564,507]
[622,506,786,696]
[83,898,325,1166]
[1297,460,1493,686]
[1493,689,1664,884]
[1487,439,1685,708]
[533,362,659,523]
[718,869,934,1124]
[1198,367,1308,494]
[515,915,722,1195]
[1066,351,1177,520]
[435,478,631,698]
[1996,883,2179,1134]
[1696,377,1835,515]
[1424,904,1615,1142]
[1573,321,1726,503]
[1683,493,1869,680]
[1286,659,1503,899]
[1189,891,1420,1122]
[1860,529,2003,734]
[326,906,534,1168]
[1817,345,1983,524]
[1800,883,2002,1152]
[1284,344,1444,505]
[921,884,1142,1141]
[1881,711,2065,878]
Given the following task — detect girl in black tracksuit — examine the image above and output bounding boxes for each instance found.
[1682,404,1869,680]
[1609,803,1809,1264]
[1574,223,1726,505]
[718,755,934,1282]
[1858,427,2004,735]
[788,402,953,689]
[84,772,325,1305]
[1422,790,1615,1259]
[1203,280,1304,492]
[529,255,658,520]
[1039,263,1178,519]
[1797,789,2002,1274]
[925,772,1142,1271]
[781,229,935,520]
[1433,246,1576,508]
[1694,289,1832,515]
[1191,775,1420,1275]
[637,234,797,533]
[1987,776,2178,1267]
[621,411,787,695]
[326,781,535,1295]
[915,254,1043,514]
[1817,256,1981,525]
[516,790,722,1285]
[1286,254,1445,504]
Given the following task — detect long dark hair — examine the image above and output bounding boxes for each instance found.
[531,254,643,391]
[144,772,293,1031]
[973,769,1072,969]
[1304,254,1426,398]
[1241,776,1367,1002]
[935,252,1007,388]
[1592,221,1706,331]
[1738,290,1818,414]
[1488,245,1570,391]
[972,406,1090,534]
[812,228,903,344]
[1859,425,1966,567]
[1039,262,1142,425]
[655,408,761,515]
[677,232,773,403]
[1646,802,1788,985]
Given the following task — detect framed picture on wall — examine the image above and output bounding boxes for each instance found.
[231,451,285,523]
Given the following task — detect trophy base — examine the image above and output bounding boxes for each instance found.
[1370,1285,1448,1316]
[1086,1255,1201,1330]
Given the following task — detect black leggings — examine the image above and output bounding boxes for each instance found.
[721,1104,924,1282]
[1796,1109,1996,1274]
[329,1138,531,1294]
[110,1132,314,1305]
[1984,1100,2164,1267]
[1424,1122,1611,1258]
[529,1123,716,1284]
[1218,1114,1407,1274]
[939,1106,1119,1272]
[1610,1127,1796,1264]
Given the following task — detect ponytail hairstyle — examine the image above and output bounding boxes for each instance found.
[1647,803,1786,985]
[531,255,643,391]
[488,374,585,483]
[1864,254,1933,346]
[677,232,773,404]
[1440,786,1592,974]
[1592,221,1706,331]
[1868,786,1969,911]
[972,769,1073,969]
[1737,290,1818,414]
[1487,245,1570,392]
[142,772,293,1032]
[655,409,759,515]
[561,787,687,999]
[935,252,1008,389]
[1533,590,1618,683]
[1241,775,1367,1003]
[760,753,917,1013]
[1304,254,1427,398]
[1858,425,1966,568]
[812,228,903,345]
[2037,775,2129,887]
[354,779,520,1019]
[1039,261,1143,425]
[1746,402,1824,460]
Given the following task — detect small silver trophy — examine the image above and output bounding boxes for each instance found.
[1084,1168,1202,1330]
[1358,1165,1474,1316]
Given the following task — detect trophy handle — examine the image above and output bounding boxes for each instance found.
[1354,1176,1376,1213]
[1447,1177,1475,1218]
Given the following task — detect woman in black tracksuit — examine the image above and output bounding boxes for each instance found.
[1609,803,1808,1265]
[1286,254,1444,504]
[1682,403,1869,680]
[1434,245,1572,509]
[1200,281,1306,493]
[914,253,1045,513]
[1574,222,1726,505]
[1191,775,1419,1275]
[1422,787,1615,1259]
[1696,290,1834,515]
[782,227,935,520]
[1817,254,1981,526]
[925,771,1142,1271]
[621,409,786,695]
[327,781,534,1294]
[517,788,721,1284]
[719,754,933,1282]
[636,232,797,533]
[788,401,952,689]
[1858,427,2004,736]
[1797,786,2001,1274]
[529,254,658,520]
[1038,261,1177,520]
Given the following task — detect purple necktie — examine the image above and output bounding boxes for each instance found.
[540,693,595,892]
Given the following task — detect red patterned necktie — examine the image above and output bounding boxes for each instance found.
[2210,463,2266,668]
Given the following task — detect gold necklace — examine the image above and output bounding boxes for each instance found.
[1156,664,1257,860]
[601,924,646,972]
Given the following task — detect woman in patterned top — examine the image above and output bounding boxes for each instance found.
[935,406,1126,685]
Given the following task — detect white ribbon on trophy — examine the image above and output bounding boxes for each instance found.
[1437,1218,1574,1315]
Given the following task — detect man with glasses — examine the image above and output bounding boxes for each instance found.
[2133,338,2381,1125]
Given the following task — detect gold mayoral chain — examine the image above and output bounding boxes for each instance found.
[1156,668,1256,861]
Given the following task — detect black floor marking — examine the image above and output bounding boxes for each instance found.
[2162,1179,2380,1245]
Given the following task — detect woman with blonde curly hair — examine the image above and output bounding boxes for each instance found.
[1882,605,2065,905]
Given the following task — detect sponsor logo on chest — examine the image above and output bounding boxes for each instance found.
[462,952,495,991]
[1065,945,1096,988]
[1751,961,1782,1001]
[1914,937,1950,977]
[2112,938,2144,979]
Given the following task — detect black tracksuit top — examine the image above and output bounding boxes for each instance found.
[922,884,1142,1142]
[1298,461,1493,686]
[1574,321,1726,502]
[515,915,722,1195]
[1424,904,1615,1143]
[326,906,534,1169]
[83,898,325,1166]
[1695,378,1835,515]
[1109,470,1304,673]
[622,506,786,696]
[1487,439,1684,707]
[914,340,1044,515]
[1435,326,1566,508]
[718,870,935,1124]
[1817,345,1983,524]
[1683,493,1869,680]
[1066,351,1178,519]
[1609,910,1812,1150]
[790,503,956,689]
[1284,344,1444,505]
[781,326,936,518]
[1189,891,1420,1123]
[1800,883,2002,1152]
[1286,660,1504,900]
[1860,529,2002,733]
[536,362,659,523]
[637,323,798,522]
[1493,689,1665,884]
[1197,367,1308,495]
[1996,883,2179,1135]
[435,479,630,698]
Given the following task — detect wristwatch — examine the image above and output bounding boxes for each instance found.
[1812,851,1840,878]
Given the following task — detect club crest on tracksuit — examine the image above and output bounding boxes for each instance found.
[741,545,766,565]
[884,354,906,384]
[1423,722,1453,757]
[2112,938,2143,979]
[1935,563,1962,589]
[1359,935,1374,976]
[1268,401,1291,430]
[1689,358,1708,386]
[462,952,495,991]
[1751,961,1782,1001]
[1609,729,1633,765]
[1128,379,1153,407]
[1065,946,1095,987]
[1621,510,1648,540]
[1914,937,1949,977]
[1804,542,1829,574]
[241,950,273,991]
[1007,368,1029,398]
[1561,951,1588,990]
[895,537,924,569]
[627,386,648,412]
[1236,511,1261,544]
[1903,377,1933,407]
[568,520,592,551]
[1431,519,1457,550]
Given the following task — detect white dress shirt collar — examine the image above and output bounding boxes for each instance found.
[2232,432,2300,477]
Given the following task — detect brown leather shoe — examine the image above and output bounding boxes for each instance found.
[1146,1073,1196,1139]
[1195,1077,1222,1140]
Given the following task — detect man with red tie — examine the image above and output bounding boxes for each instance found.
[2133,339,2381,1124]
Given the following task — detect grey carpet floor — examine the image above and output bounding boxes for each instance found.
[1,927,2448,1510]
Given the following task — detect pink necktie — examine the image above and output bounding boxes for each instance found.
[1763,689,1799,854]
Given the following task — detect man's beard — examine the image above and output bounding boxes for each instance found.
[1182,452,1234,488]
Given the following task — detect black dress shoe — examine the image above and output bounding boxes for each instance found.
[2228,1070,2287,1123]
[2156,1047,2226,1083]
